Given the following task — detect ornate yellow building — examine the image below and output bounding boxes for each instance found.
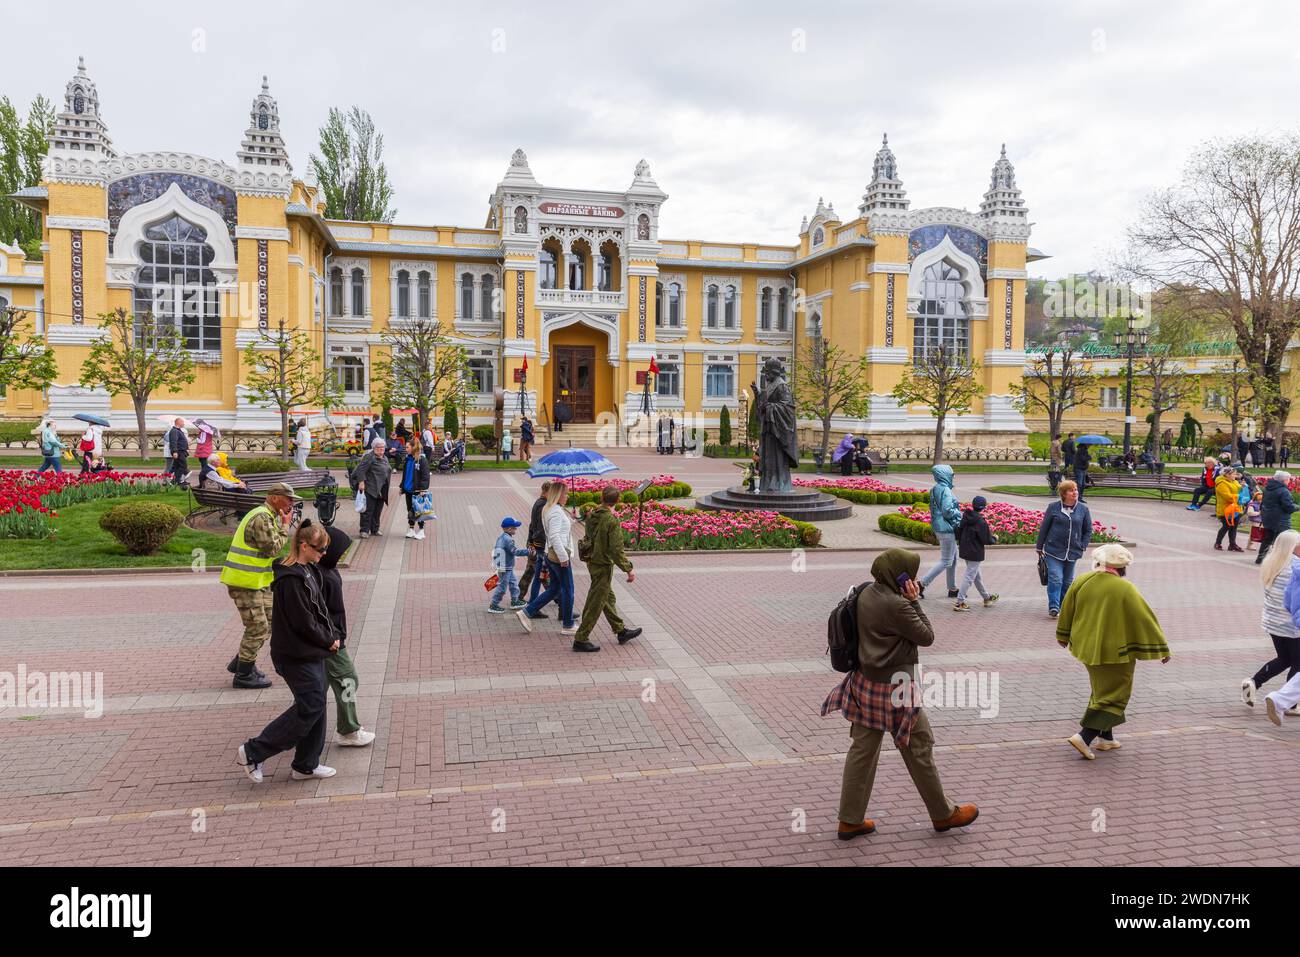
[3,60,1046,443]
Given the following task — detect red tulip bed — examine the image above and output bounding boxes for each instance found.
[0,470,169,540]
[880,500,1122,546]
[565,475,692,507]
[578,499,820,550]
[793,475,929,506]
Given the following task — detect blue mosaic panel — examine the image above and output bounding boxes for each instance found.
[108,173,238,245]
[908,224,988,281]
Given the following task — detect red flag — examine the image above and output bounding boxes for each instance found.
[649,357,660,375]
[521,356,528,373]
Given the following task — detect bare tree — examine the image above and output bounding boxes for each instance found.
[1125,133,1300,435]
[792,335,871,461]
[241,319,341,460]
[1009,340,1098,439]
[1205,358,1262,454]
[371,318,468,430]
[1131,355,1200,462]
[891,346,985,465]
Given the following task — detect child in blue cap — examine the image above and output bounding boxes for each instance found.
[488,517,531,613]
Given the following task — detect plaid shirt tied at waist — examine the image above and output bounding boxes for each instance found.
[820,669,923,748]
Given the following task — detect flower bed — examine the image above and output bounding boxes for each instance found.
[0,469,169,539]
[565,475,692,507]
[793,475,928,505]
[580,499,820,550]
[879,500,1122,546]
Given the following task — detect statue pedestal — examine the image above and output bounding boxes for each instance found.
[695,486,852,522]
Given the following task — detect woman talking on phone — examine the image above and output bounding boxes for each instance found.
[820,549,979,841]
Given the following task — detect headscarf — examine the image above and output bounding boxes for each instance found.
[870,548,921,593]
[1091,543,1132,570]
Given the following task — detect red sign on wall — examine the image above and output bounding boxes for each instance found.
[635,371,648,385]
[538,201,624,219]
[513,368,525,383]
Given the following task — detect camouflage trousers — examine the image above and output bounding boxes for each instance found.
[575,564,626,641]
[325,646,361,736]
[229,585,273,663]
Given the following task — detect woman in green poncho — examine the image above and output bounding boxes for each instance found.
[1056,543,1171,760]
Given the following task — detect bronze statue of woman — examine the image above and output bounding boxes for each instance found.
[753,357,800,493]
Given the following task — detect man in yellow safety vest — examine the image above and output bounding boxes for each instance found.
[221,482,300,688]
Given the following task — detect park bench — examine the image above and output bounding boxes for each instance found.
[189,486,262,524]
[242,468,332,493]
[1088,470,1199,501]
[862,449,889,474]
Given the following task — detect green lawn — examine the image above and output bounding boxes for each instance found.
[0,489,234,571]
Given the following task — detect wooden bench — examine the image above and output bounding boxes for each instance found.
[189,486,311,525]
[1088,470,1199,501]
[862,450,889,474]
[242,468,332,492]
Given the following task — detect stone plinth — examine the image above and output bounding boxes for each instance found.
[695,485,852,522]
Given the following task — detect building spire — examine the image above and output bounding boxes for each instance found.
[49,56,116,159]
[237,75,291,172]
[859,133,908,217]
[980,142,1025,220]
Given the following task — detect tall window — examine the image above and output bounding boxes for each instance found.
[131,215,221,352]
[417,271,431,318]
[777,288,789,332]
[539,248,557,289]
[706,285,719,328]
[331,355,366,393]
[655,282,664,326]
[813,227,824,246]
[656,361,680,397]
[350,268,365,316]
[760,288,772,331]
[912,260,969,362]
[460,272,475,319]
[598,252,613,291]
[1102,386,1122,409]
[667,283,681,326]
[723,285,736,329]
[396,270,411,318]
[481,274,495,320]
[568,253,586,291]
[466,357,494,393]
[705,363,734,398]
[329,267,343,316]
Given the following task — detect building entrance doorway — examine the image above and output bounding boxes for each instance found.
[553,345,595,423]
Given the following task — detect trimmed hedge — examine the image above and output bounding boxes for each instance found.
[568,481,692,508]
[471,424,496,452]
[817,486,929,506]
[234,457,294,474]
[877,512,939,545]
[790,519,822,548]
[98,500,184,555]
[0,420,40,448]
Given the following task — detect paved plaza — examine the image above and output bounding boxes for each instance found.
[1,451,1298,866]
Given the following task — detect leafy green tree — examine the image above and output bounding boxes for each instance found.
[443,399,459,439]
[79,309,197,461]
[371,317,467,432]
[0,95,55,259]
[891,346,984,465]
[718,405,732,448]
[309,107,396,222]
[0,305,56,395]
[793,336,872,461]
[240,320,341,460]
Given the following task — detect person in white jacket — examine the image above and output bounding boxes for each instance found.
[517,480,578,635]
[294,419,312,471]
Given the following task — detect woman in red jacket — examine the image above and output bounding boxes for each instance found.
[1186,456,1217,511]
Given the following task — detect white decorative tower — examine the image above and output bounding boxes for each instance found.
[237,76,291,171]
[49,57,116,158]
[978,144,1026,222]
[859,134,909,216]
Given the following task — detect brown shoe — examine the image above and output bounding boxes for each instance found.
[932,803,979,832]
[837,819,876,841]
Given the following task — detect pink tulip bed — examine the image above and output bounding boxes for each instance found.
[564,475,692,507]
[879,500,1122,546]
[0,469,170,539]
[794,475,929,506]
[580,499,821,550]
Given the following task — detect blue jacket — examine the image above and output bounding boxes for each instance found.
[1284,558,1300,630]
[1035,499,1093,561]
[1261,478,1298,533]
[492,531,529,571]
[927,465,962,535]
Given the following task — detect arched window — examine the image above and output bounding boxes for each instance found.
[539,248,557,289]
[460,272,475,319]
[777,288,789,332]
[132,215,221,351]
[598,252,614,292]
[258,107,269,131]
[723,285,736,329]
[417,271,432,318]
[706,285,719,328]
[637,213,650,240]
[760,288,772,331]
[329,267,343,316]
[568,251,586,291]
[481,274,495,320]
[668,283,681,326]
[514,206,528,233]
[331,355,366,394]
[913,260,969,363]
[350,268,365,316]
[396,270,411,318]
[73,88,85,114]
[812,227,824,246]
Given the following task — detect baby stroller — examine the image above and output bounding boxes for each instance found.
[434,439,465,474]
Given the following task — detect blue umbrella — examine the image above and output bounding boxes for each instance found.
[73,412,111,427]
[526,448,619,479]
[1075,434,1113,445]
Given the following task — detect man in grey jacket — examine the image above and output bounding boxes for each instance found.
[354,438,392,538]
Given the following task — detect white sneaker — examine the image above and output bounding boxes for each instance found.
[1241,678,1256,708]
[236,744,264,783]
[1094,737,1121,751]
[405,529,416,539]
[560,625,578,636]
[516,609,533,633]
[414,529,425,540]
[1067,733,1096,760]
[335,729,376,747]
[290,765,338,780]
[1266,695,1284,727]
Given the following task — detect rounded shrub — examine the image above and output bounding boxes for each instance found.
[620,491,639,504]
[471,424,496,452]
[99,500,184,555]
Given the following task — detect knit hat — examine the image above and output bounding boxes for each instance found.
[971,495,988,511]
[1091,543,1133,570]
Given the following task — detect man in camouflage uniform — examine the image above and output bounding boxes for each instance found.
[573,485,643,653]
[221,482,299,688]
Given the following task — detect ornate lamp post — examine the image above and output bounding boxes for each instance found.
[1113,314,1149,455]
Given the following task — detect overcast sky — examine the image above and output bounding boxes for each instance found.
[4,0,1297,276]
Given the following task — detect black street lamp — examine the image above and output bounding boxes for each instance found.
[1113,315,1149,455]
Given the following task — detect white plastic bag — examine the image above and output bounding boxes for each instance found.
[354,490,367,513]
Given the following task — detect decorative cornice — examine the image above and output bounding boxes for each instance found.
[909,207,984,232]
[868,261,910,274]
[454,231,500,247]
[849,281,872,292]
[865,347,908,364]
[45,151,294,196]
[235,226,291,242]
[983,349,1027,367]
[988,268,1028,280]
[46,216,109,233]
[45,323,109,345]
[389,227,439,243]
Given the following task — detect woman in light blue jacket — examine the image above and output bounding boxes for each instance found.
[920,464,964,598]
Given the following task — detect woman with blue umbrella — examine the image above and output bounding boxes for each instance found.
[1072,435,1111,501]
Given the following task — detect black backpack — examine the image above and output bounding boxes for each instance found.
[827,581,870,673]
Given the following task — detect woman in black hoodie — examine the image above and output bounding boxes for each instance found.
[236,520,340,784]
[319,526,376,747]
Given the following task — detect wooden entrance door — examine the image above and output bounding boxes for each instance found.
[554,345,596,423]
